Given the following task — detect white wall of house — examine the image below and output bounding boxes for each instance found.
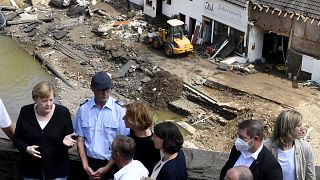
[161,0,248,32]
[130,0,143,6]
[312,59,320,83]
[247,27,264,62]
[302,55,320,83]
[144,0,157,17]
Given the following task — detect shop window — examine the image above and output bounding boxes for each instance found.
[229,27,245,53]
[213,21,228,45]
[167,0,171,5]
[146,0,152,6]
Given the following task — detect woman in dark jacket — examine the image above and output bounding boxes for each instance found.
[150,121,188,180]
[13,81,76,180]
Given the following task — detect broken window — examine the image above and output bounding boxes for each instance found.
[146,0,152,6]
[213,21,228,46]
[229,27,244,53]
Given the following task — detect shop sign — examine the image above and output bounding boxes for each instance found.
[204,0,246,28]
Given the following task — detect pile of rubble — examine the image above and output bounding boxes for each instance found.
[142,70,183,109]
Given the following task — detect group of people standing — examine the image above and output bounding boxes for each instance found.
[0,71,317,180]
[0,71,188,180]
[221,110,316,180]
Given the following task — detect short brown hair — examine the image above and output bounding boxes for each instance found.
[32,81,55,100]
[124,102,153,130]
[238,119,264,141]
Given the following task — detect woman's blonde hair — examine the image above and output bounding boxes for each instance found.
[32,81,55,100]
[124,102,153,130]
[272,109,302,147]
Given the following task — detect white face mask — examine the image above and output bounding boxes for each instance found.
[235,137,253,151]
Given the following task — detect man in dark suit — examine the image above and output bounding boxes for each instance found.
[220,119,282,180]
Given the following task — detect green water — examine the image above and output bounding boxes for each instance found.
[153,109,184,123]
[0,36,51,124]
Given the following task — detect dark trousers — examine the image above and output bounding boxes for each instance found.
[87,157,119,180]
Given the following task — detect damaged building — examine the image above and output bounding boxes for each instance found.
[143,0,248,56]
[248,0,320,83]
[141,0,320,83]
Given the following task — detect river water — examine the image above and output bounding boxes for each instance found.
[0,35,51,129]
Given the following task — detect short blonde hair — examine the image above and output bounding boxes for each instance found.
[32,81,55,100]
[272,109,303,147]
[124,102,153,130]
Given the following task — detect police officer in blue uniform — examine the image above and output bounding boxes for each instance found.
[73,71,129,180]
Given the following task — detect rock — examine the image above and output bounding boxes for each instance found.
[66,6,86,17]
[58,16,84,29]
[140,77,151,83]
[24,23,38,33]
[52,30,67,40]
[218,58,237,70]
[114,60,137,78]
[28,28,37,37]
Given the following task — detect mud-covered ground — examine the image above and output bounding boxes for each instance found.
[2,0,320,165]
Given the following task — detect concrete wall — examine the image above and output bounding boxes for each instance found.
[1,139,319,179]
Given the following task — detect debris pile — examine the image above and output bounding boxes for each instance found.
[142,70,183,109]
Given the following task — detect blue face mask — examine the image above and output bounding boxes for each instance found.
[235,137,253,151]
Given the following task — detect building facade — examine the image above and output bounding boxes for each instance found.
[144,0,248,54]
[142,0,320,83]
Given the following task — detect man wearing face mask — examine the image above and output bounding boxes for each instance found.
[219,119,282,180]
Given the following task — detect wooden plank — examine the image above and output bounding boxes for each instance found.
[112,20,130,27]
[9,0,18,8]
[191,25,200,45]
[176,121,196,134]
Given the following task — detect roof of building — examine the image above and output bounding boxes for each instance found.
[225,0,248,7]
[251,0,320,20]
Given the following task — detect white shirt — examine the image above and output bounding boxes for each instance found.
[278,146,296,180]
[37,120,49,130]
[114,160,148,180]
[234,144,263,168]
[0,98,12,128]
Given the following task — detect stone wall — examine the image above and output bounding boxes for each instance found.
[1,139,319,180]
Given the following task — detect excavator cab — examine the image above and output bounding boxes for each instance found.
[152,19,193,57]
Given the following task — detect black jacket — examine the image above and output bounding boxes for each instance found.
[219,145,282,180]
[13,104,73,179]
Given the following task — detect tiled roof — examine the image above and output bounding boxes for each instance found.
[251,0,320,20]
[225,0,248,7]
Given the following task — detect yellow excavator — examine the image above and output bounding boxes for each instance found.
[152,19,193,57]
